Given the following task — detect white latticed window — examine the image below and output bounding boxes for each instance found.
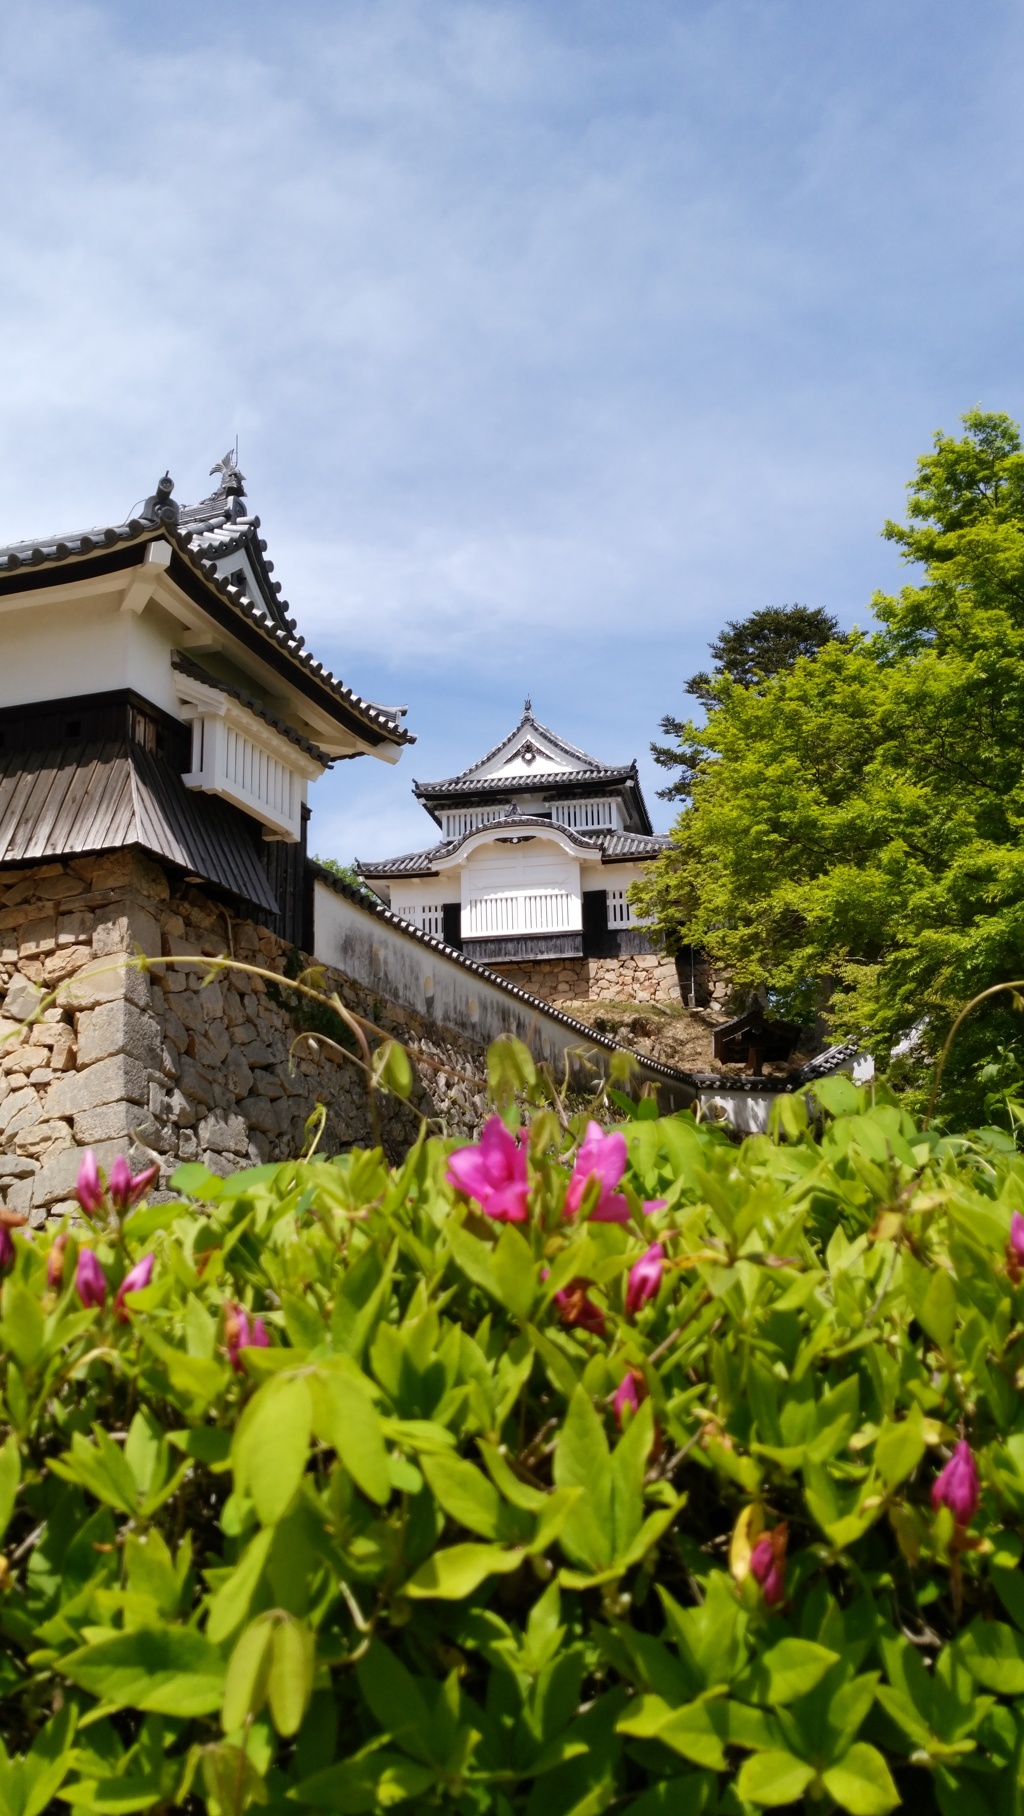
[442,809,504,839]
[392,901,445,937]
[176,672,324,843]
[464,890,574,937]
[551,799,617,830]
[607,887,633,927]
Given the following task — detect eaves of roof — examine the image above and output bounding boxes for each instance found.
[0,522,413,751]
[171,653,331,764]
[356,821,668,877]
[414,765,636,797]
[308,859,697,1089]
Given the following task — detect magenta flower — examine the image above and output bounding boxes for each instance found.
[1011,1213,1024,1262]
[0,1226,14,1270]
[931,1440,980,1528]
[565,1122,630,1224]
[109,1156,160,1213]
[553,1280,607,1336]
[76,1248,106,1309]
[750,1529,787,1606]
[447,1116,530,1222]
[225,1301,271,1371]
[626,1243,665,1315]
[76,1150,104,1216]
[643,1199,668,1216]
[115,1253,154,1319]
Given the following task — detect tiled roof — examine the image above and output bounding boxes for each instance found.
[171,653,331,765]
[437,706,607,784]
[356,818,668,878]
[689,1040,864,1094]
[414,765,637,797]
[0,473,413,751]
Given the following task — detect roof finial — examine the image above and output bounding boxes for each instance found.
[210,446,247,521]
[140,471,179,526]
[523,695,532,717]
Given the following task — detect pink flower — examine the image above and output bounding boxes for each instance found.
[643,1199,668,1216]
[565,1122,630,1224]
[931,1440,980,1528]
[750,1528,787,1606]
[613,1367,648,1427]
[76,1150,104,1216]
[109,1156,160,1213]
[1011,1212,1024,1262]
[447,1117,530,1222]
[626,1243,665,1315]
[0,1226,14,1270]
[115,1253,154,1319]
[225,1302,271,1371]
[76,1248,106,1309]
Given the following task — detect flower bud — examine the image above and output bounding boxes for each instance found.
[114,1253,154,1318]
[931,1440,980,1528]
[749,1522,788,1606]
[613,1366,648,1427]
[76,1249,106,1309]
[625,1243,665,1315]
[76,1150,103,1216]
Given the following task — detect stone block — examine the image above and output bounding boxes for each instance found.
[59,958,151,1012]
[244,1041,278,1067]
[76,1000,161,1069]
[226,1051,253,1099]
[3,877,39,907]
[237,1093,279,1134]
[177,1056,216,1109]
[20,916,56,956]
[0,1087,40,1138]
[198,1111,249,1155]
[16,1120,73,1158]
[57,909,96,947]
[254,1072,285,1100]
[31,1139,123,1208]
[44,1054,148,1118]
[198,981,224,1022]
[42,945,93,985]
[93,904,161,959]
[0,1154,36,1178]
[35,873,86,901]
[73,1103,169,1149]
[4,975,43,1024]
[89,852,135,891]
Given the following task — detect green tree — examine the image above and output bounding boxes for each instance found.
[636,410,1024,1120]
[653,604,840,799]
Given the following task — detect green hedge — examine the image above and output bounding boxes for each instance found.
[3,1067,1024,1814]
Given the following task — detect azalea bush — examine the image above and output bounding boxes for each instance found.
[6,1056,1024,1813]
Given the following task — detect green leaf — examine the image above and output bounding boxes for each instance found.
[736,1749,817,1806]
[492,1224,536,1320]
[222,1618,275,1731]
[289,1752,436,1809]
[316,1370,391,1506]
[875,1415,927,1489]
[745,1637,840,1706]
[61,1625,225,1715]
[404,1542,525,1599]
[207,1526,274,1644]
[232,1375,312,1524]
[2,1284,44,1369]
[421,1452,504,1539]
[916,1268,957,1351]
[821,1743,899,1814]
[957,1619,1024,1693]
[268,1618,315,1737]
[0,1433,20,1541]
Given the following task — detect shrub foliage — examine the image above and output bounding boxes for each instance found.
[4,1062,1024,1813]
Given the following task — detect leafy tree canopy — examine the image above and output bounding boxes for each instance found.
[636,409,1024,1121]
[652,604,841,800]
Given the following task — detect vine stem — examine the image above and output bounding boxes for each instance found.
[924,978,1024,1126]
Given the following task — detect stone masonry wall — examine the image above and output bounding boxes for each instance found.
[0,853,490,1224]
[489,951,684,1007]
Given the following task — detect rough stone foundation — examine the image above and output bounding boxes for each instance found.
[0,852,489,1222]
[489,951,684,1007]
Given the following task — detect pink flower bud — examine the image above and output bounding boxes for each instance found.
[76,1249,106,1309]
[109,1156,160,1212]
[114,1253,154,1318]
[225,1301,271,1370]
[613,1367,647,1427]
[749,1524,788,1606]
[625,1243,665,1315]
[931,1440,980,1528]
[1011,1213,1024,1262]
[0,1226,14,1270]
[76,1150,104,1216]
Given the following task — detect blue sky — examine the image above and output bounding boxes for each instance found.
[1,1,1022,862]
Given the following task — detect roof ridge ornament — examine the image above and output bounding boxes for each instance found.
[210,446,247,523]
[523,695,532,716]
[140,472,180,527]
